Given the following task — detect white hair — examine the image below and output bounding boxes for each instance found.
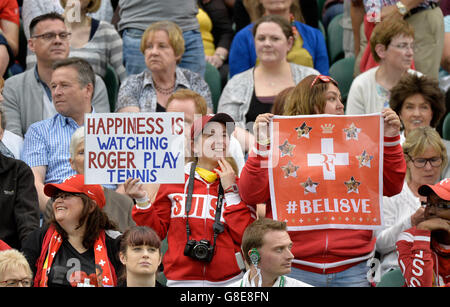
[70,126,85,159]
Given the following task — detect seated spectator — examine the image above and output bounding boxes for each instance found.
[229,0,328,77]
[0,76,23,159]
[197,0,234,88]
[128,113,256,286]
[115,20,213,114]
[0,249,33,287]
[118,226,165,287]
[43,127,136,232]
[218,15,318,152]
[0,145,39,250]
[229,218,312,287]
[376,127,448,277]
[0,0,19,76]
[2,12,109,137]
[21,57,97,212]
[389,73,449,179]
[25,0,126,82]
[358,0,444,80]
[22,174,122,287]
[346,17,419,115]
[117,0,206,76]
[124,88,245,208]
[396,178,450,287]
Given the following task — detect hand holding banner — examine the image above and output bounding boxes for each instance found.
[268,114,384,231]
[84,112,185,185]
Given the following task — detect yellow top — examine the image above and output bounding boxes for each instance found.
[197,8,215,56]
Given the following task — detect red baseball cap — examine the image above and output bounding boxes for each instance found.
[418,178,450,201]
[44,174,106,209]
[190,113,235,141]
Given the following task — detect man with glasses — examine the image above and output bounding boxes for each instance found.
[2,12,109,138]
[396,178,450,287]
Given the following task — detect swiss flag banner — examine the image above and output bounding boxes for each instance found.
[268,114,384,231]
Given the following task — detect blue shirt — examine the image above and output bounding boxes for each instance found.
[229,21,329,78]
[21,113,79,184]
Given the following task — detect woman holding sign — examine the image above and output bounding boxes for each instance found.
[239,74,406,286]
[127,113,255,286]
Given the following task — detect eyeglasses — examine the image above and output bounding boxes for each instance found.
[407,155,442,168]
[390,42,415,51]
[51,191,83,202]
[0,278,33,287]
[31,32,71,41]
[310,75,338,88]
[421,201,450,209]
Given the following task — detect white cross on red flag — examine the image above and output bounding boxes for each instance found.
[268,114,384,231]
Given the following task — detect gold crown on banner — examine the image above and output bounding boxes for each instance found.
[321,124,335,134]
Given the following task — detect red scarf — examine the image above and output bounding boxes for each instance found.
[34,225,117,287]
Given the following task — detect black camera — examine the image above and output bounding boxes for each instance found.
[184,239,214,262]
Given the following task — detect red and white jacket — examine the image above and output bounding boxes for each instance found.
[132,162,256,286]
[239,135,406,274]
[396,227,450,287]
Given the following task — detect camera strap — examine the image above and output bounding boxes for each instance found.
[185,160,225,242]
[185,160,198,241]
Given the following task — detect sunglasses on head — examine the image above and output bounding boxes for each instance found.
[310,75,338,88]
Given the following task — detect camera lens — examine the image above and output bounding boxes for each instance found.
[193,245,208,259]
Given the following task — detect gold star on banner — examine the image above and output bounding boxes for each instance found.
[344,176,361,193]
[295,122,312,139]
[301,177,319,194]
[343,122,361,140]
[278,139,296,157]
[356,150,374,168]
[281,160,299,178]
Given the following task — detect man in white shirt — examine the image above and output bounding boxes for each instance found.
[229,218,312,287]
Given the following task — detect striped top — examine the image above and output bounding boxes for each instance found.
[26,19,127,82]
[21,113,79,184]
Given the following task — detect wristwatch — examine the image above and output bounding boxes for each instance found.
[396,1,408,16]
[224,184,238,193]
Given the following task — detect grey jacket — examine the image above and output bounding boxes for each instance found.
[3,68,110,137]
[217,63,319,128]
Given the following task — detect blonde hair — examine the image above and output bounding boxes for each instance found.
[403,126,448,182]
[140,21,185,63]
[0,249,33,281]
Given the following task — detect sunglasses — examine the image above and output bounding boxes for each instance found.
[310,75,338,88]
